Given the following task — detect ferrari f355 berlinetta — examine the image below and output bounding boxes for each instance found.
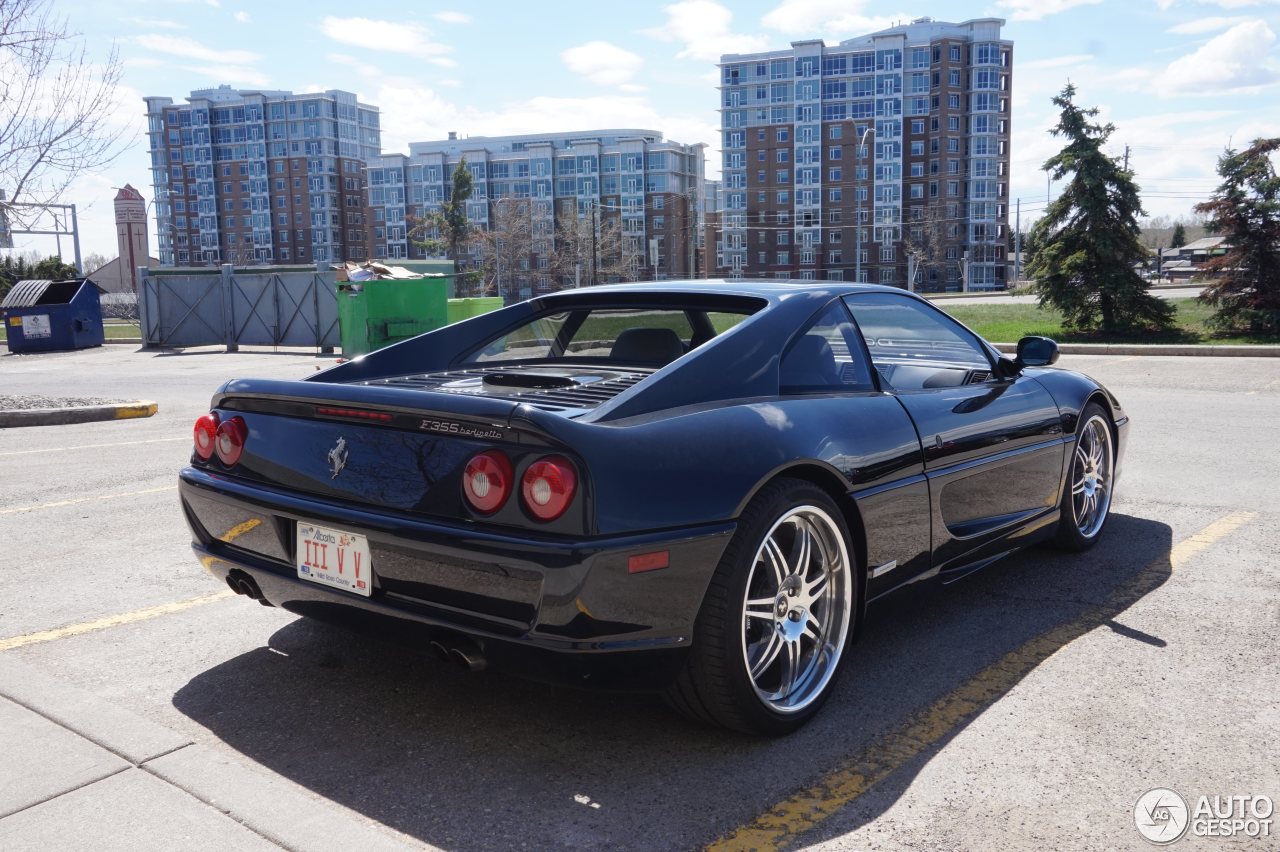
[180,281,1126,734]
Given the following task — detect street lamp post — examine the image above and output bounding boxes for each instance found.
[854,126,873,285]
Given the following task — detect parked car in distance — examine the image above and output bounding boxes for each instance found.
[180,281,1127,735]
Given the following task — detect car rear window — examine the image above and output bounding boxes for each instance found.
[465,307,753,365]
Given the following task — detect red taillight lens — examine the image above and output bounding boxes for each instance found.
[193,413,220,460]
[521,456,577,522]
[463,450,514,514]
[214,416,247,466]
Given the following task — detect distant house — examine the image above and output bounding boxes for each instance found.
[1156,237,1229,282]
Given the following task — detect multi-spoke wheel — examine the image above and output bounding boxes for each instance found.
[1055,402,1115,551]
[666,479,857,735]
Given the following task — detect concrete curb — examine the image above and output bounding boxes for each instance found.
[0,400,158,428]
[992,342,1280,357]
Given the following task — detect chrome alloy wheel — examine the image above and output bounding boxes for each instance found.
[740,505,853,714]
[1071,414,1114,539]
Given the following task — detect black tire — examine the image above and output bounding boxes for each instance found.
[666,479,858,736]
[1054,402,1116,552]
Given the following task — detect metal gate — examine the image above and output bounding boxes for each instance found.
[139,264,339,350]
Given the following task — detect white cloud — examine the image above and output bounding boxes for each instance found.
[433,11,471,24]
[133,34,260,66]
[126,17,184,30]
[996,0,1103,22]
[761,0,907,37]
[234,10,250,23]
[1159,0,1280,7]
[1167,16,1250,34]
[183,64,270,87]
[644,1,771,62]
[319,16,454,62]
[1159,19,1280,94]
[1020,53,1096,70]
[561,41,644,86]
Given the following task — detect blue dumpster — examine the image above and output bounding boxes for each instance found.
[2,279,106,353]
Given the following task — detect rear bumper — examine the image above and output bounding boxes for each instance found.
[180,467,734,689]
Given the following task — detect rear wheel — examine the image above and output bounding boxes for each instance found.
[1054,402,1115,551]
[667,479,857,735]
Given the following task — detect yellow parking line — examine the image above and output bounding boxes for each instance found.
[0,437,187,457]
[0,516,262,652]
[709,510,1258,851]
[0,485,178,515]
[0,591,233,652]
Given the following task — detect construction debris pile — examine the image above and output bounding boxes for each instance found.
[332,261,448,282]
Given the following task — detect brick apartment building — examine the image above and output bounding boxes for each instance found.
[144,86,381,267]
[718,17,1012,291]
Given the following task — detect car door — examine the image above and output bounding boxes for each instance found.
[843,292,1066,575]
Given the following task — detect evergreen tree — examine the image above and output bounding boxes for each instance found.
[32,256,80,280]
[1194,138,1280,336]
[409,157,475,292]
[1170,222,1187,248]
[1026,85,1174,332]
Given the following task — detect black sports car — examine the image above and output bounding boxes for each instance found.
[180,281,1127,735]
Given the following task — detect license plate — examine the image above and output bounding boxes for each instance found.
[296,522,372,597]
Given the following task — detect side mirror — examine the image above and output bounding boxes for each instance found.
[1016,336,1060,368]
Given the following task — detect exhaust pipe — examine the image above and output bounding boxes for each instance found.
[226,570,273,606]
[428,640,451,661]
[450,645,487,672]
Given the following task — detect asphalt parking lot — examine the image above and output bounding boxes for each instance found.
[1,344,1277,851]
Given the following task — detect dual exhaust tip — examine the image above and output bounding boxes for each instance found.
[429,637,487,672]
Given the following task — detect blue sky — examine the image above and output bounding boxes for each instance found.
[17,0,1280,262]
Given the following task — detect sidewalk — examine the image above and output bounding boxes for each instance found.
[0,656,426,851]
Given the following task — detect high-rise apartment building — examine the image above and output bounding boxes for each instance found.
[144,86,381,267]
[366,130,705,296]
[718,17,1012,291]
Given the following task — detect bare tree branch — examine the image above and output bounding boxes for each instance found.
[0,0,132,224]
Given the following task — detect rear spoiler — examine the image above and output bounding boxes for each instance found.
[210,377,596,446]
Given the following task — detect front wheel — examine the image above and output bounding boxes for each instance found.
[666,480,857,735]
[1054,402,1116,551]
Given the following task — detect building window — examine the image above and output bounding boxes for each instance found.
[777,251,790,264]
[949,45,961,62]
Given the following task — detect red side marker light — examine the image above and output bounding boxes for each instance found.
[628,551,670,574]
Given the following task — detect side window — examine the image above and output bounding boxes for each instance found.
[843,293,992,389]
[780,301,875,393]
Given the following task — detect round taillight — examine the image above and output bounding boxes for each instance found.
[193,413,220,460]
[463,450,514,514]
[521,456,577,522]
[215,416,248,466]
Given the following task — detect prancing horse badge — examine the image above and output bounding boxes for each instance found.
[327,436,348,479]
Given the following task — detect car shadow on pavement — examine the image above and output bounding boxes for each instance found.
[172,512,1172,851]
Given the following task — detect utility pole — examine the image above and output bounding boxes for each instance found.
[1013,197,1022,285]
[1123,145,1130,172]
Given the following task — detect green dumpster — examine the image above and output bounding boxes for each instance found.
[447,297,504,325]
[337,278,449,357]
